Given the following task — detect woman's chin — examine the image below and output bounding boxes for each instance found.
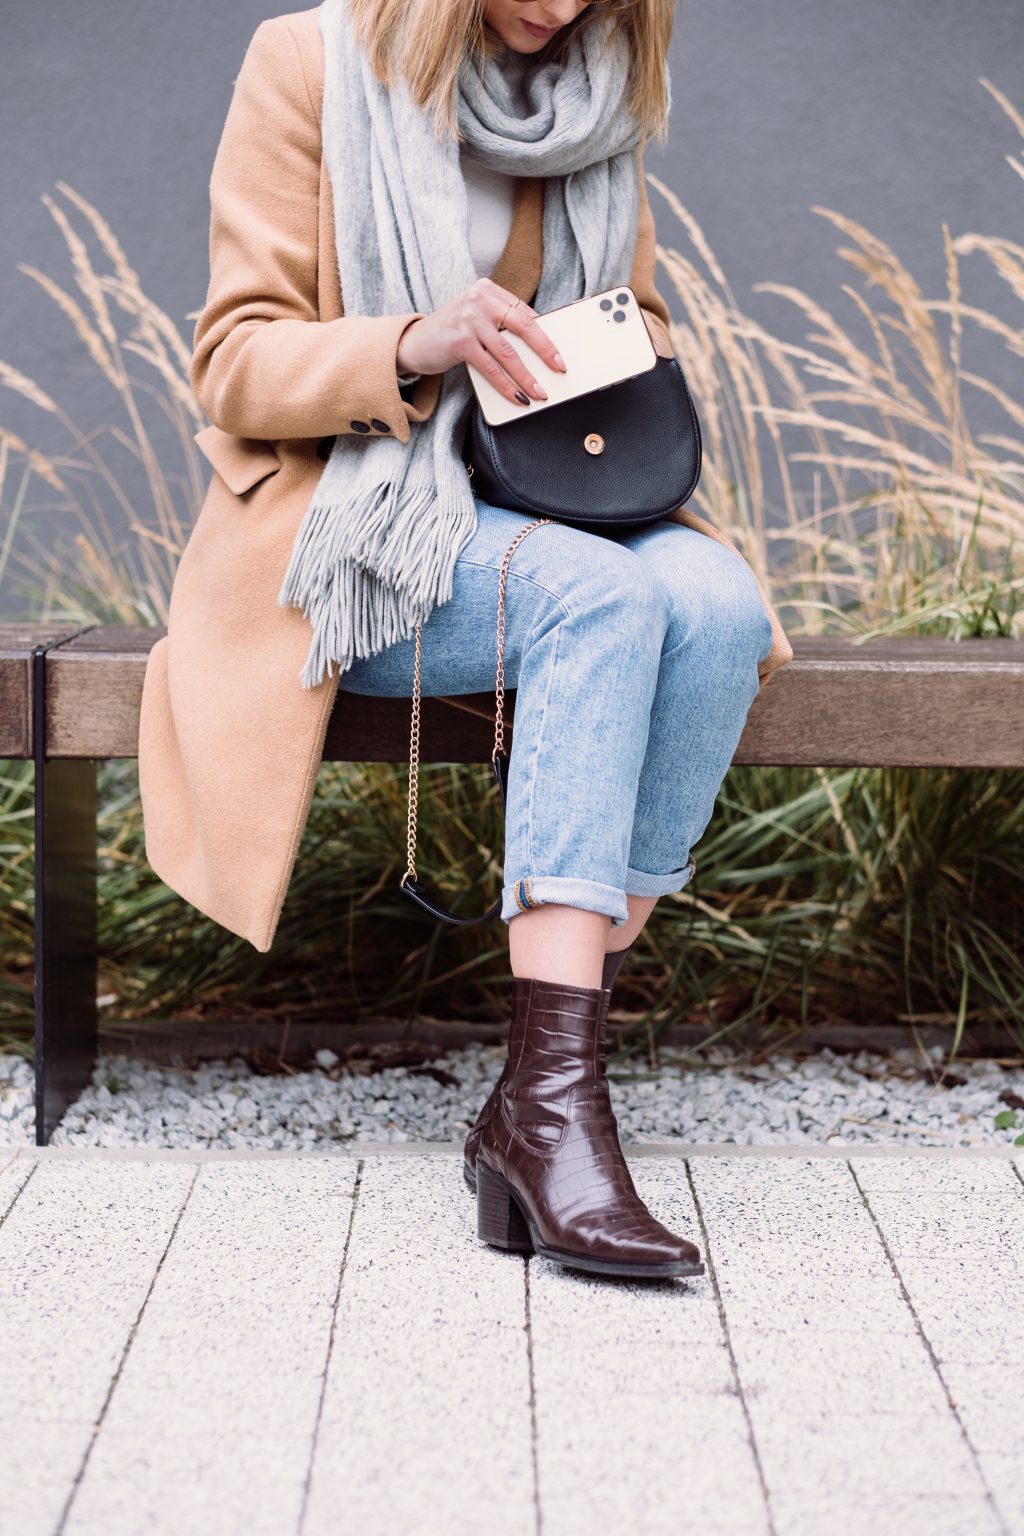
[484,20,549,57]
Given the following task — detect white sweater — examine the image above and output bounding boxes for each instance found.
[461,151,518,280]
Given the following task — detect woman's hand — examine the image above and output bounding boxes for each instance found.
[395,278,568,406]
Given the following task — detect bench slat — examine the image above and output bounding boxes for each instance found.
[6,623,1022,768]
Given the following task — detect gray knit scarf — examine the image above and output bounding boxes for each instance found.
[278,0,647,690]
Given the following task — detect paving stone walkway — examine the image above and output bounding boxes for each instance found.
[1,1143,1022,1536]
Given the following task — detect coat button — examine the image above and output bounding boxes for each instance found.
[350,419,371,433]
[370,418,391,433]
[316,435,335,460]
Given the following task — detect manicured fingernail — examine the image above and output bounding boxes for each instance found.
[554,352,566,371]
[515,389,530,406]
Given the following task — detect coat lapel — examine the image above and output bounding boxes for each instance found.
[488,174,543,299]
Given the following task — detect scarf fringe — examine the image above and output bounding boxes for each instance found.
[278,473,476,690]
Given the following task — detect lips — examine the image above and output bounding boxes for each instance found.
[522,19,557,37]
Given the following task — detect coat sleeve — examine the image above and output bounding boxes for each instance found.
[628,149,674,359]
[189,17,434,445]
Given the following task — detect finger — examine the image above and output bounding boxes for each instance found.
[464,332,541,406]
[500,308,566,376]
[479,322,550,402]
[483,287,562,386]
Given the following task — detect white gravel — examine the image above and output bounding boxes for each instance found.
[3,1040,1024,1150]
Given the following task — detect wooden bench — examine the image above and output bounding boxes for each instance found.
[3,622,1024,1143]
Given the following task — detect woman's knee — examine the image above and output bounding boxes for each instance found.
[653,534,771,662]
[561,533,669,640]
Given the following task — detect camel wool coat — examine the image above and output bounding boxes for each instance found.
[138,7,794,954]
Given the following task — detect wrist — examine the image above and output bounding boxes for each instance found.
[395,316,424,377]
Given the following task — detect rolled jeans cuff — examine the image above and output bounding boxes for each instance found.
[623,854,697,899]
[501,875,631,927]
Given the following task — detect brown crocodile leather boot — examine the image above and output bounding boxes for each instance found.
[474,975,705,1280]
[462,940,637,1193]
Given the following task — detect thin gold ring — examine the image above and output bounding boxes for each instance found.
[498,296,521,332]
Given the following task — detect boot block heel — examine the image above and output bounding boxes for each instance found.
[476,1160,533,1253]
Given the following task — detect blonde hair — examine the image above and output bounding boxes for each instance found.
[345,0,675,150]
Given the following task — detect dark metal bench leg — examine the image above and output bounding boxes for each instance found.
[33,647,98,1146]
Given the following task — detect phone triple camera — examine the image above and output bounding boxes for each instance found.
[599,291,632,323]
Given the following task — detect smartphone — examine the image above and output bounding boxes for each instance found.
[465,283,658,427]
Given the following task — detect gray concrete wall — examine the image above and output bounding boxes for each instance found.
[2,1,1021,616]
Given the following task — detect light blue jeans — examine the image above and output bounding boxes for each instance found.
[340,496,773,927]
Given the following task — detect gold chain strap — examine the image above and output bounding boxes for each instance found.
[401,515,555,887]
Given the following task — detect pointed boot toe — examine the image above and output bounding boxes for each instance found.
[580,1215,705,1277]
